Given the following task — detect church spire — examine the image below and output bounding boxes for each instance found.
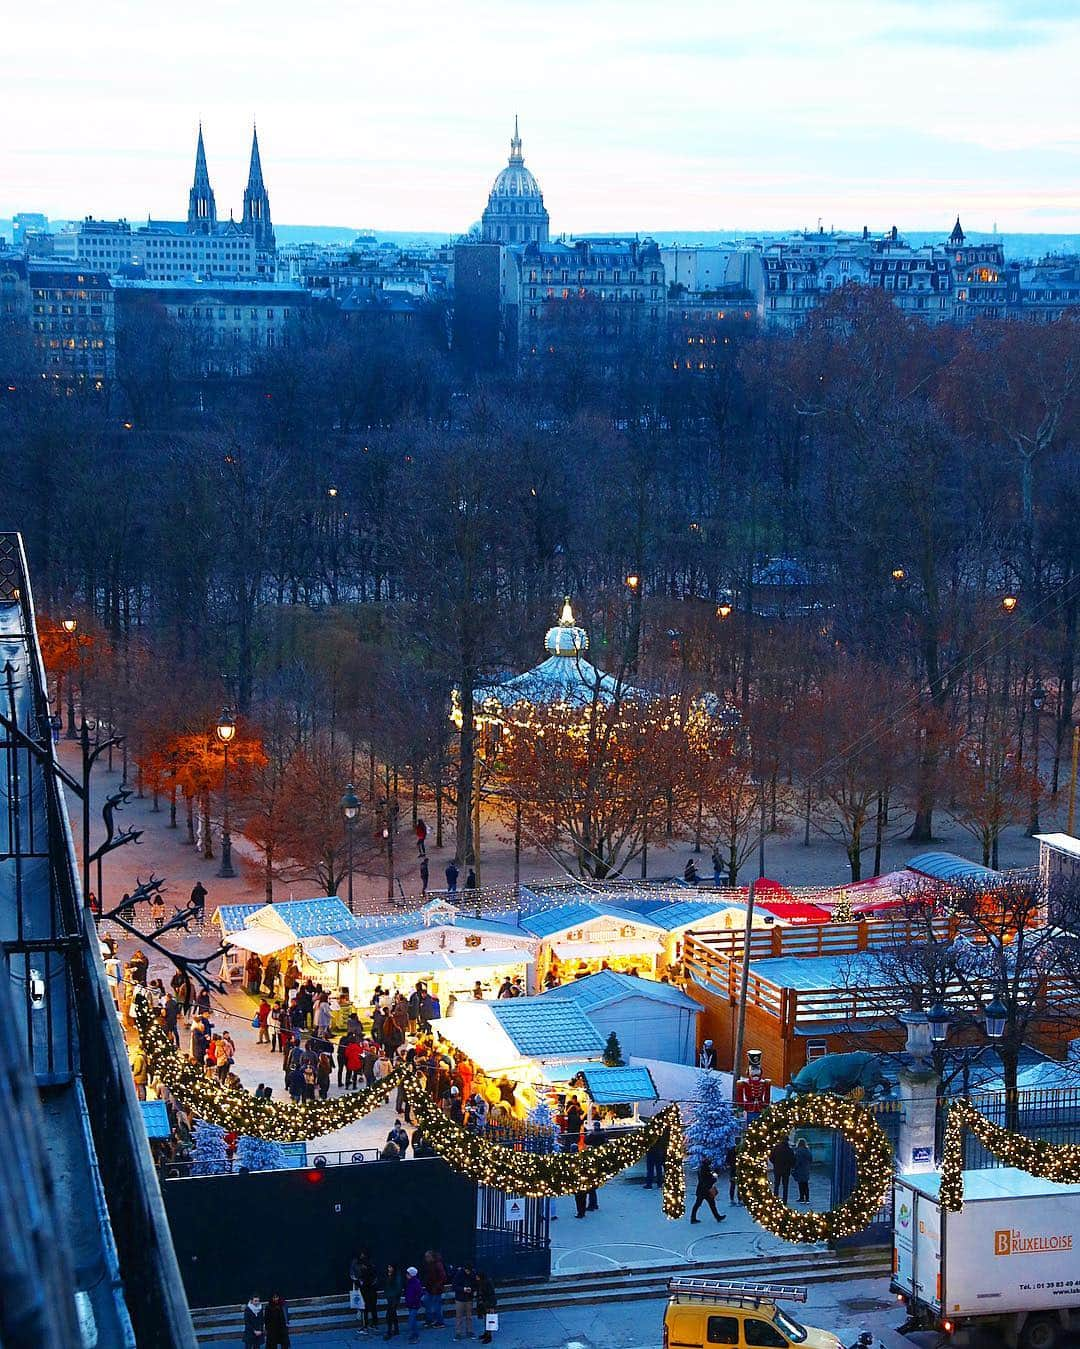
[242,122,273,249]
[949,215,965,246]
[187,122,217,234]
[509,114,523,166]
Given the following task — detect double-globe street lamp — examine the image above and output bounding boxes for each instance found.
[926,995,1009,1096]
[340,783,361,913]
[216,709,236,879]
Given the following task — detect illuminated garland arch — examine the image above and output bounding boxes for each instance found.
[735,1094,893,1243]
[133,995,404,1140]
[401,1075,686,1218]
[940,1098,1080,1212]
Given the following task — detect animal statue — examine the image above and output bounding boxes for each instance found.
[788,1051,888,1099]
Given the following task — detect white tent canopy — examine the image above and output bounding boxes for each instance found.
[223,927,294,956]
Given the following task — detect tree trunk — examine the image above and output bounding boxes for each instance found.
[185,792,195,845]
[169,785,177,829]
[202,791,214,860]
[873,793,884,877]
[455,682,476,866]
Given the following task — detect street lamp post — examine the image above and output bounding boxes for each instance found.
[62,614,78,739]
[926,997,1007,1096]
[381,796,398,901]
[340,783,360,913]
[216,709,236,879]
[1028,679,1046,835]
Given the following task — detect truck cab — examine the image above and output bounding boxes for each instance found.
[663,1279,845,1349]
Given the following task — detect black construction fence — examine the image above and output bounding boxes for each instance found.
[163,1156,477,1308]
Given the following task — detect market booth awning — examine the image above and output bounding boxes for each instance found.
[552,938,662,960]
[222,926,295,956]
[579,1064,658,1105]
[140,1099,171,1139]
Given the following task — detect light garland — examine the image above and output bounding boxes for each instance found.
[940,1098,1080,1212]
[401,1077,686,1218]
[133,995,404,1140]
[736,1095,893,1243]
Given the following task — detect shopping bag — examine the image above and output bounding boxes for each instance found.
[485,1313,499,1331]
[349,1287,362,1311]
[251,1014,261,1028]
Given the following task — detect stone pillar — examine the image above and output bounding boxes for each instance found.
[897,1012,941,1173]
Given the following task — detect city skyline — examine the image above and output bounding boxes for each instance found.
[3,0,1080,234]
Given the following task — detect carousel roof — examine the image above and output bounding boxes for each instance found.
[475,598,640,713]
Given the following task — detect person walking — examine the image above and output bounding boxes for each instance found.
[770,1135,796,1203]
[162,992,180,1047]
[445,861,459,896]
[256,997,271,1045]
[263,954,280,996]
[689,1158,727,1224]
[415,818,427,856]
[422,1250,447,1329]
[242,1294,264,1349]
[684,856,700,885]
[264,1293,289,1349]
[190,880,207,922]
[419,856,429,895]
[476,1270,497,1344]
[382,1263,403,1340]
[170,968,192,1017]
[130,1044,148,1100]
[585,1120,604,1210]
[465,868,476,893]
[403,1267,423,1344]
[452,1264,476,1342]
[793,1137,812,1204]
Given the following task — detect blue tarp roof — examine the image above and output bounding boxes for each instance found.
[489,998,604,1058]
[258,898,358,938]
[746,952,877,991]
[581,1065,658,1104]
[519,901,663,939]
[906,852,1001,885]
[539,970,700,1012]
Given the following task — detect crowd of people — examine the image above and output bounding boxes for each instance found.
[346,1249,497,1343]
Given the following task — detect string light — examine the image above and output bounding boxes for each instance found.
[133,994,404,1140]
[939,1098,1080,1213]
[399,1076,686,1218]
[736,1095,893,1243]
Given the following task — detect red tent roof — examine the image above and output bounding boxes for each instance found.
[756,898,832,925]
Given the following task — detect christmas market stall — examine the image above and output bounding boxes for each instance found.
[536,969,702,1064]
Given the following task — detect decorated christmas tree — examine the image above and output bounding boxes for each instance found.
[831,890,853,924]
[526,1099,557,1154]
[192,1120,229,1175]
[235,1134,287,1173]
[602,1031,624,1067]
[686,1070,741,1167]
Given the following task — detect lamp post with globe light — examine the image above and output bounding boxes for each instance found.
[216,709,237,879]
[926,996,1008,1097]
[62,614,78,739]
[340,784,360,913]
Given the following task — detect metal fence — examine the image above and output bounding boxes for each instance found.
[475,1118,552,1280]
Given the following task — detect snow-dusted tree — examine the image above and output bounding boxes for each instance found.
[192,1120,229,1175]
[235,1135,287,1173]
[686,1071,740,1167]
[526,1099,557,1154]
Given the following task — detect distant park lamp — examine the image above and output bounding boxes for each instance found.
[328,486,338,497]
[215,709,236,744]
[891,567,906,582]
[62,615,77,633]
[1001,594,1018,613]
[1032,680,1047,713]
[340,784,361,823]
[625,574,640,590]
[716,602,733,620]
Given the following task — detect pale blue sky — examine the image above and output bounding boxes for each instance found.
[3,0,1079,232]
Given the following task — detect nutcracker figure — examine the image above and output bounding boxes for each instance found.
[734,1048,772,1119]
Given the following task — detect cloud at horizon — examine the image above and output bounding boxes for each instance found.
[2,0,1079,234]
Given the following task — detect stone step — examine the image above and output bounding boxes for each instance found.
[191,1247,889,1343]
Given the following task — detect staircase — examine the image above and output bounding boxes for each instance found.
[191,1246,890,1343]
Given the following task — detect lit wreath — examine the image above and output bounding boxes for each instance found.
[940,1098,1080,1212]
[735,1094,893,1243]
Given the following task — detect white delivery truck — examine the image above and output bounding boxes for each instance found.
[892,1168,1080,1349]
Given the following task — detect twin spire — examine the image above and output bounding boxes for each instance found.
[188,123,272,245]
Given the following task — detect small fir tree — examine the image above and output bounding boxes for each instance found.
[192,1120,229,1175]
[235,1134,287,1173]
[686,1070,741,1167]
[527,1099,557,1154]
[831,890,853,924]
[602,1031,624,1067]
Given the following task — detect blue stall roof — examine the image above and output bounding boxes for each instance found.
[140,1099,171,1139]
[906,852,1001,885]
[216,903,263,931]
[580,1065,658,1104]
[489,998,604,1059]
[540,970,700,1012]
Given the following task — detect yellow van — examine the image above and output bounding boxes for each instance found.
[663,1280,845,1349]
